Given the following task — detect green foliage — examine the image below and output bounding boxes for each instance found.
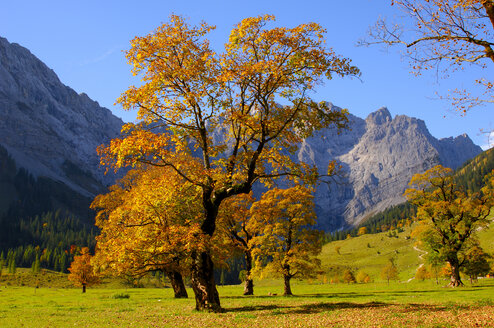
[461,246,491,283]
[455,148,494,194]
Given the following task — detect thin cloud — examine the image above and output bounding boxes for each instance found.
[79,48,117,66]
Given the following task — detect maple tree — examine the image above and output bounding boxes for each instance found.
[381,258,399,285]
[91,165,207,298]
[361,0,494,112]
[405,165,494,286]
[67,247,100,293]
[249,186,323,296]
[415,265,429,281]
[461,245,491,283]
[98,14,358,311]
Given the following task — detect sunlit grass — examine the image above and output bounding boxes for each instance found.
[0,280,493,327]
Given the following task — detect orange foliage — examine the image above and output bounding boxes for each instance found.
[67,247,100,292]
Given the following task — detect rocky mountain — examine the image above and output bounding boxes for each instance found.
[0,36,482,231]
[299,105,482,230]
[0,36,123,199]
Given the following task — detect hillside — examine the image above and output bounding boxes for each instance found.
[320,216,494,282]
[349,148,494,237]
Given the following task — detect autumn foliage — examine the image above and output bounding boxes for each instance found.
[405,165,494,286]
[96,14,357,311]
[249,186,323,296]
[67,247,100,293]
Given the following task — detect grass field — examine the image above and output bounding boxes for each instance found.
[0,280,493,327]
[1,218,492,327]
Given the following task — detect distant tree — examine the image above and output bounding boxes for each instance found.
[356,270,371,283]
[415,265,429,281]
[67,247,100,293]
[381,259,399,285]
[405,165,494,286]
[343,269,356,284]
[461,245,491,284]
[357,227,368,236]
[31,256,40,274]
[250,186,323,296]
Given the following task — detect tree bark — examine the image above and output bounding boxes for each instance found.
[82,284,86,293]
[190,250,221,312]
[167,270,188,298]
[243,251,254,295]
[447,257,464,287]
[283,274,292,296]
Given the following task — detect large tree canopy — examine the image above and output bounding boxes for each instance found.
[98,14,359,311]
[405,165,494,286]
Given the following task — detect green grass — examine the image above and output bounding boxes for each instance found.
[1,218,492,327]
[320,227,420,281]
[320,216,494,282]
[0,281,493,327]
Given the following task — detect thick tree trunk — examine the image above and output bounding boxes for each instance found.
[82,284,86,293]
[447,258,464,287]
[190,250,221,312]
[283,275,292,296]
[167,270,188,298]
[243,251,254,295]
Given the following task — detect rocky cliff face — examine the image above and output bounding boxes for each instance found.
[0,37,123,197]
[298,106,482,230]
[0,37,482,230]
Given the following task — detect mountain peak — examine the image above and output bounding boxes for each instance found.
[365,107,392,125]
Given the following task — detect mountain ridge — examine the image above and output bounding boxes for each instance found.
[0,36,482,231]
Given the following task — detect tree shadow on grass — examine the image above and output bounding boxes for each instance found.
[225,301,469,315]
[225,304,287,313]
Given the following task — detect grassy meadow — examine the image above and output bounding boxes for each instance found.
[0,280,493,327]
[1,221,493,327]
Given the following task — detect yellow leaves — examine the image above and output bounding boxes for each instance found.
[249,186,322,280]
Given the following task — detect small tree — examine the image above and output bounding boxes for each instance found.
[356,270,371,283]
[250,186,323,296]
[381,259,399,285]
[68,247,100,293]
[415,265,429,281]
[461,245,491,284]
[357,227,368,236]
[343,269,356,284]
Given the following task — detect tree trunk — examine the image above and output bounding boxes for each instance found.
[243,251,254,295]
[167,270,188,298]
[82,284,86,293]
[283,274,292,296]
[447,258,464,287]
[190,250,221,312]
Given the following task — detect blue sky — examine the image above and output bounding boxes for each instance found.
[1,0,493,148]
